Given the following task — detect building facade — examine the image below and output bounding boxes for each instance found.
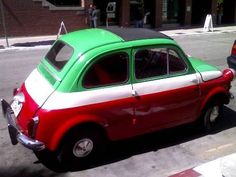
[111,0,236,28]
[0,0,236,37]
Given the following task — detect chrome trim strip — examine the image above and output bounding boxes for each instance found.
[32,116,39,138]
[17,133,45,151]
[1,99,45,151]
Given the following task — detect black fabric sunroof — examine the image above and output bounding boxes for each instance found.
[106,28,172,41]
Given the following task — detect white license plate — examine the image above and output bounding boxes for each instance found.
[11,100,22,117]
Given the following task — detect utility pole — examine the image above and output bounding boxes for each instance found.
[0,0,9,47]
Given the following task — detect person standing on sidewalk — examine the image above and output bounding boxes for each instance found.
[85,4,93,27]
[84,4,96,28]
[134,5,144,28]
[91,5,98,28]
[217,2,223,25]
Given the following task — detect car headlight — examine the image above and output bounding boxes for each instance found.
[11,92,25,117]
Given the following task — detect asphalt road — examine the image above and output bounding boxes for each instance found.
[0,32,236,177]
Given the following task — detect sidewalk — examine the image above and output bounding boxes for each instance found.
[1,25,236,49]
[169,153,236,177]
[161,25,236,37]
[0,35,56,49]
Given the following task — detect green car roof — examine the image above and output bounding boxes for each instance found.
[59,28,123,55]
[59,28,173,55]
[38,28,180,91]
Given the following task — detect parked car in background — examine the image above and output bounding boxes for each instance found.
[1,28,235,171]
[227,40,236,70]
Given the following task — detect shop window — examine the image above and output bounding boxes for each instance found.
[162,0,179,23]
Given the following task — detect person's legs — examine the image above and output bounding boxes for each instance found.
[93,19,97,28]
[90,20,93,27]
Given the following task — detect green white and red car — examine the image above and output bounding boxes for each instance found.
[1,28,235,170]
[227,40,236,70]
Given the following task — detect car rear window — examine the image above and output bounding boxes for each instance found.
[45,41,73,71]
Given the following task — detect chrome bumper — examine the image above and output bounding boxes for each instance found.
[1,99,45,151]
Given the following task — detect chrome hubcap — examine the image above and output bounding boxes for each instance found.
[73,138,93,158]
[209,106,219,123]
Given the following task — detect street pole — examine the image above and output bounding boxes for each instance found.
[0,0,9,47]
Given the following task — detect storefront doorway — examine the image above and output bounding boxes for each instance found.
[130,0,159,27]
[192,0,212,25]
[222,0,236,24]
[93,0,120,25]
[162,0,185,26]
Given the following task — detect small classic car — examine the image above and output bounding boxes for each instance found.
[227,40,236,70]
[1,28,235,170]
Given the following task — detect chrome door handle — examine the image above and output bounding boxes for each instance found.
[132,89,138,97]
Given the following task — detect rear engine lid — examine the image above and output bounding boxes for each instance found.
[25,68,55,108]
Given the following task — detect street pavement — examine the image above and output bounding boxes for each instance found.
[1,25,236,177]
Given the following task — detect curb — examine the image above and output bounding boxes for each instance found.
[169,168,202,177]
[169,153,236,177]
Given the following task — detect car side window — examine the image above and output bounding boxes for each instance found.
[135,48,168,79]
[83,53,129,88]
[135,48,187,80]
[168,49,187,74]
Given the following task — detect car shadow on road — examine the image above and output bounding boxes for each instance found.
[67,105,236,172]
[0,167,65,177]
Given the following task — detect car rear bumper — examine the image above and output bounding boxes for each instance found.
[227,56,236,70]
[1,99,45,151]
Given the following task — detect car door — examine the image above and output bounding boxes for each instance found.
[81,51,137,140]
[132,46,201,133]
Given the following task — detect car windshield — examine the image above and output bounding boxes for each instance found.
[45,41,73,71]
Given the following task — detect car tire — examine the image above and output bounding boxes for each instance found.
[34,149,66,172]
[202,99,223,132]
[58,127,107,170]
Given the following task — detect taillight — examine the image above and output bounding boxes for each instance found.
[223,68,235,81]
[13,88,19,96]
[27,116,39,138]
[231,41,236,56]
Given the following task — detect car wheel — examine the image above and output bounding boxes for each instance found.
[58,127,106,169]
[202,100,223,132]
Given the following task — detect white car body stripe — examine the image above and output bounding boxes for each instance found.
[25,70,222,110]
[25,69,54,106]
[42,85,133,110]
[200,70,222,81]
[133,74,200,96]
[42,73,201,110]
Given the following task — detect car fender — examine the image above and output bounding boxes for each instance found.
[41,113,109,151]
[200,86,229,113]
